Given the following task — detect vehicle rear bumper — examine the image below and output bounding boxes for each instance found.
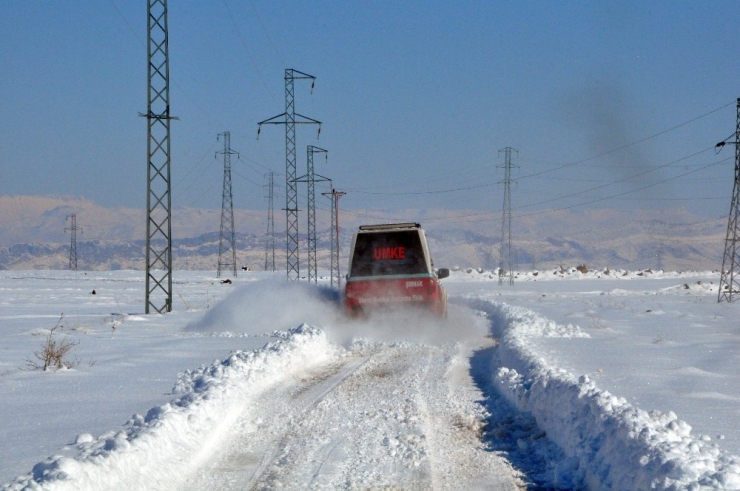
[344,276,446,316]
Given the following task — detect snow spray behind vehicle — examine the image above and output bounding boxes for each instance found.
[344,223,449,316]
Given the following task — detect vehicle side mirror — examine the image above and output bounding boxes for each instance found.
[437,268,449,279]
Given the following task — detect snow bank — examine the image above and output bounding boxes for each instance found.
[465,296,740,490]
[2,325,338,491]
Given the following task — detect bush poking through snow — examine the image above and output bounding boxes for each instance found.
[25,314,79,371]
[585,311,606,330]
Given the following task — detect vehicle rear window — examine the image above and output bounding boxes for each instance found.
[350,230,428,277]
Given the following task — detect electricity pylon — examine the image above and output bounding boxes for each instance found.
[216,131,239,278]
[65,214,81,271]
[264,171,276,272]
[322,188,346,289]
[718,98,740,302]
[258,69,322,282]
[295,146,330,283]
[498,147,518,286]
[141,0,178,313]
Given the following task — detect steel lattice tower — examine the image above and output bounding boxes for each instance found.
[142,0,177,313]
[718,98,740,302]
[498,147,518,286]
[216,131,239,278]
[65,214,80,271]
[264,171,276,272]
[295,146,329,283]
[322,188,346,289]
[258,69,321,281]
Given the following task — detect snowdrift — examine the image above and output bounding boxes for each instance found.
[2,325,337,491]
[465,295,740,490]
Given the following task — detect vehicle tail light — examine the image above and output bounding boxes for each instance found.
[427,278,436,295]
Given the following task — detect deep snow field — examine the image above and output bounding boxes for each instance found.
[0,268,739,490]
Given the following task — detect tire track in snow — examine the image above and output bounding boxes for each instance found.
[185,336,522,490]
[245,354,373,490]
[181,352,372,490]
[254,345,436,490]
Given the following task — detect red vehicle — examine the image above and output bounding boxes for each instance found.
[344,223,449,316]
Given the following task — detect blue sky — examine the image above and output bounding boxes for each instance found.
[1,1,739,226]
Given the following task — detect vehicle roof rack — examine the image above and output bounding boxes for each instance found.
[358,222,421,231]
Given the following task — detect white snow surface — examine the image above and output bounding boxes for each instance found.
[466,298,739,490]
[1,268,739,490]
[7,325,336,490]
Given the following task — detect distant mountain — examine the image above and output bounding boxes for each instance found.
[0,195,268,246]
[0,195,727,271]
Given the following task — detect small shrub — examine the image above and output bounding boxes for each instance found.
[26,314,79,371]
[585,311,606,329]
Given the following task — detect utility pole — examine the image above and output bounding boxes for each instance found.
[142,0,177,313]
[258,69,321,282]
[65,214,80,271]
[323,188,346,289]
[322,186,336,287]
[264,171,276,272]
[498,147,518,286]
[216,131,239,278]
[333,189,347,289]
[295,146,330,283]
[717,98,740,302]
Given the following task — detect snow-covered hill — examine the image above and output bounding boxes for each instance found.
[0,195,727,271]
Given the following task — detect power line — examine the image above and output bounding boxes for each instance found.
[181,174,222,209]
[505,157,730,223]
[109,0,280,176]
[512,146,715,212]
[393,156,728,227]
[247,0,286,66]
[514,101,735,182]
[405,147,726,224]
[174,142,217,189]
[232,168,268,189]
[238,154,281,174]
[108,0,143,44]
[221,0,277,104]
[611,196,725,202]
[332,160,733,226]
[345,101,735,197]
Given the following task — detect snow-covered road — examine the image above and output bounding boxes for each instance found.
[183,340,520,490]
[5,326,526,491]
